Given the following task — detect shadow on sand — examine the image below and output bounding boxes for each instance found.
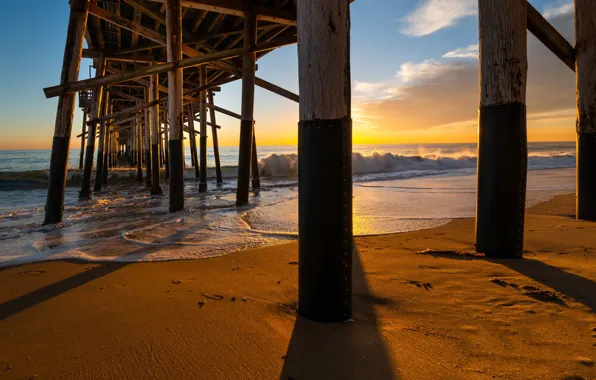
[280,247,398,380]
[419,250,596,312]
[0,218,211,320]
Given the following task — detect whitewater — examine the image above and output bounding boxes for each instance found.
[0,142,577,267]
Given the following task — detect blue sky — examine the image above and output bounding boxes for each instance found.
[0,0,577,149]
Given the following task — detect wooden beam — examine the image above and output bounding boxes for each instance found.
[83,49,163,63]
[89,1,299,102]
[91,76,238,125]
[107,87,146,103]
[148,0,297,26]
[205,102,240,119]
[88,3,166,44]
[527,2,575,72]
[44,36,296,98]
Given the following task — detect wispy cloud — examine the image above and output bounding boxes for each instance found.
[353,81,405,101]
[443,44,479,59]
[397,59,468,83]
[354,81,387,94]
[400,0,477,37]
[543,1,574,19]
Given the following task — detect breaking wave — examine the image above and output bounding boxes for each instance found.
[0,151,576,190]
[256,151,575,177]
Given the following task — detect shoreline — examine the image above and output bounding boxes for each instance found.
[1,193,595,379]
[0,164,575,191]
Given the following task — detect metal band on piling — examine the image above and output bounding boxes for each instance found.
[298,118,353,322]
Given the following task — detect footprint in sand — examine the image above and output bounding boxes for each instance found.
[574,357,594,367]
[406,280,433,290]
[19,270,45,276]
[521,286,566,306]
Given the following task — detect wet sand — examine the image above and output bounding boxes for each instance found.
[0,193,595,379]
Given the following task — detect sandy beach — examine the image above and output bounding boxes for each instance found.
[0,193,595,379]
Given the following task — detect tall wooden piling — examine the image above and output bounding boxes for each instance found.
[79,108,87,170]
[101,104,111,185]
[297,0,352,322]
[251,127,260,189]
[163,110,170,180]
[150,74,163,195]
[44,0,89,224]
[236,12,257,206]
[187,104,200,179]
[93,89,109,192]
[207,90,223,185]
[575,0,596,220]
[476,0,528,258]
[144,90,152,188]
[80,58,106,200]
[198,65,208,193]
[136,116,143,181]
[166,0,184,212]
[158,122,164,167]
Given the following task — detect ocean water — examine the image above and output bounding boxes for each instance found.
[0,142,577,267]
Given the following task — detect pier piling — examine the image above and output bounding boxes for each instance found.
[79,108,87,170]
[144,90,152,188]
[236,12,257,206]
[575,0,596,220]
[198,65,208,193]
[44,0,89,224]
[166,0,184,212]
[207,90,223,185]
[187,104,200,179]
[79,58,105,200]
[94,90,109,192]
[475,0,528,259]
[296,0,352,322]
[150,74,163,195]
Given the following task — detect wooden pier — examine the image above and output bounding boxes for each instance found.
[42,0,594,322]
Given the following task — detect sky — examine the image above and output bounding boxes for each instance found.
[0,0,578,150]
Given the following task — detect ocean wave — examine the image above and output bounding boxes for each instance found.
[0,152,576,189]
[257,151,576,177]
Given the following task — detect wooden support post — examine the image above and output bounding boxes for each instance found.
[251,125,260,189]
[136,116,143,181]
[198,65,208,192]
[144,89,152,188]
[44,0,89,224]
[236,12,256,206]
[476,0,528,258]
[102,104,111,185]
[167,0,184,212]
[163,110,170,179]
[150,74,164,195]
[158,123,164,167]
[187,104,200,178]
[207,90,222,185]
[79,108,88,169]
[94,89,110,192]
[575,0,596,220]
[297,0,352,322]
[188,128,196,168]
